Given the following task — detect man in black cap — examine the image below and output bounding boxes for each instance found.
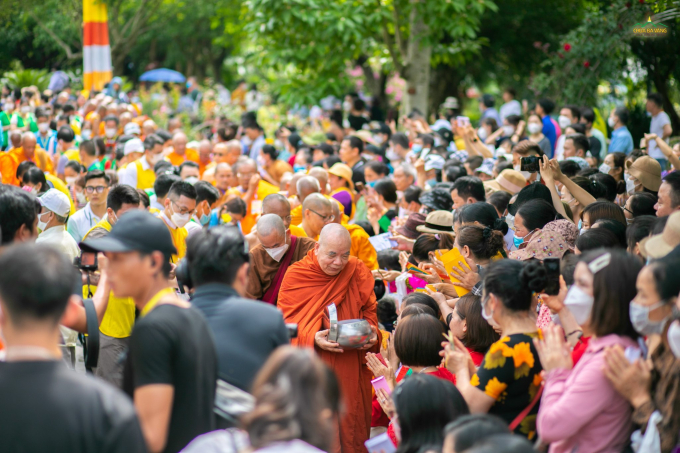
[82,210,217,453]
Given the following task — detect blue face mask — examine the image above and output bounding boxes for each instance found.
[199,213,211,226]
[366,180,377,188]
[577,219,582,230]
[293,164,306,173]
[426,178,437,188]
[513,235,525,249]
[412,144,423,153]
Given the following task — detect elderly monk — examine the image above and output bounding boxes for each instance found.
[245,193,307,248]
[238,158,279,234]
[0,132,54,185]
[197,139,213,176]
[278,224,380,453]
[330,201,378,270]
[213,163,241,208]
[300,193,333,240]
[290,176,321,225]
[166,131,199,166]
[202,140,242,184]
[246,214,316,304]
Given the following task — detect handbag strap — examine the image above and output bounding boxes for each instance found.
[509,383,544,432]
[261,235,298,304]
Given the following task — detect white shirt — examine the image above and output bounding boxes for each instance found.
[554,134,566,161]
[150,194,164,211]
[37,225,81,262]
[500,100,522,122]
[66,203,101,243]
[648,111,671,159]
[185,220,202,237]
[118,156,152,188]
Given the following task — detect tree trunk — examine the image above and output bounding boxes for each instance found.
[403,10,431,117]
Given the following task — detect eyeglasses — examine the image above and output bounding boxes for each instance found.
[85,185,107,194]
[309,209,335,223]
[170,200,196,216]
[623,206,633,215]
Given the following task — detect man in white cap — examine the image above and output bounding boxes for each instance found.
[36,189,80,262]
[119,137,145,170]
[123,122,141,137]
[118,136,163,190]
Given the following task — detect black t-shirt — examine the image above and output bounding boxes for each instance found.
[0,360,146,453]
[348,114,369,131]
[124,304,218,453]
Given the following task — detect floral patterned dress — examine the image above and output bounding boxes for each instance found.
[472,331,544,440]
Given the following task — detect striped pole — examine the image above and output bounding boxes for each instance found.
[83,0,112,91]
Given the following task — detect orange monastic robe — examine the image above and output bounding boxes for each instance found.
[278,251,380,453]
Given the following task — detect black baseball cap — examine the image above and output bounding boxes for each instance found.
[81,210,177,256]
[371,122,391,135]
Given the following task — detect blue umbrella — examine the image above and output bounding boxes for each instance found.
[139,68,186,83]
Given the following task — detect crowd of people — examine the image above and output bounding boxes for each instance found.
[0,80,679,453]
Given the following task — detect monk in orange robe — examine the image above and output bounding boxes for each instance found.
[278,224,380,453]
[329,201,378,270]
[237,159,279,234]
[165,131,199,166]
[0,133,54,186]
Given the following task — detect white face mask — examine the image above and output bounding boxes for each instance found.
[65,176,78,187]
[629,301,669,336]
[21,106,30,114]
[373,135,384,145]
[76,191,87,204]
[37,212,51,232]
[386,147,400,162]
[477,127,488,141]
[170,204,191,228]
[607,117,616,128]
[626,176,636,195]
[527,123,542,135]
[563,285,594,325]
[667,320,680,359]
[502,125,515,136]
[81,129,92,140]
[513,164,532,180]
[558,115,571,129]
[599,163,611,175]
[256,155,267,168]
[104,128,117,138]
[38,122,50,133]
[265,243,289,262]
[3,104,12,112]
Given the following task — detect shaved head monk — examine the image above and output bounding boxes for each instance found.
[290,175,321,226]
[278,223,380,453]
[246,213,316,304]
[300,193,333,240]
[0,132,54,186]
[262,193,307,238]
[330,200,378,270]
[308,167,329,195]
[166,131,200,166]
[236,158,279,234]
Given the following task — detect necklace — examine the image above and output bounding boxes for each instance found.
[4,346,59,361]
[415,366,437,374]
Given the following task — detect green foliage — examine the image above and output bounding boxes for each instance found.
[245,0,496,105]
[0,62,50,90]
[529,0,673,106]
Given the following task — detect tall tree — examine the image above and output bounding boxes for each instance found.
[246,0,496,114]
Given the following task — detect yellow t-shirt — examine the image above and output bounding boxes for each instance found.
[159,216,188,262]
[63,148,81,163]
[82,218,137,338]
[134,158,156,190]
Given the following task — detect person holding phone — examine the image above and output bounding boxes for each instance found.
[534,250,642,453]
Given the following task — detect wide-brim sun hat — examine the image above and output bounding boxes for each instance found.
[416,210,454,234]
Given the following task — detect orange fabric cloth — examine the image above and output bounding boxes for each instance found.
[0,146,54,186]
[166,148,199,166]
[278,251,380,453]
[241,180,279,234]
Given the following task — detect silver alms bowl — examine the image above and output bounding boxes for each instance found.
[326,303,372,349]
